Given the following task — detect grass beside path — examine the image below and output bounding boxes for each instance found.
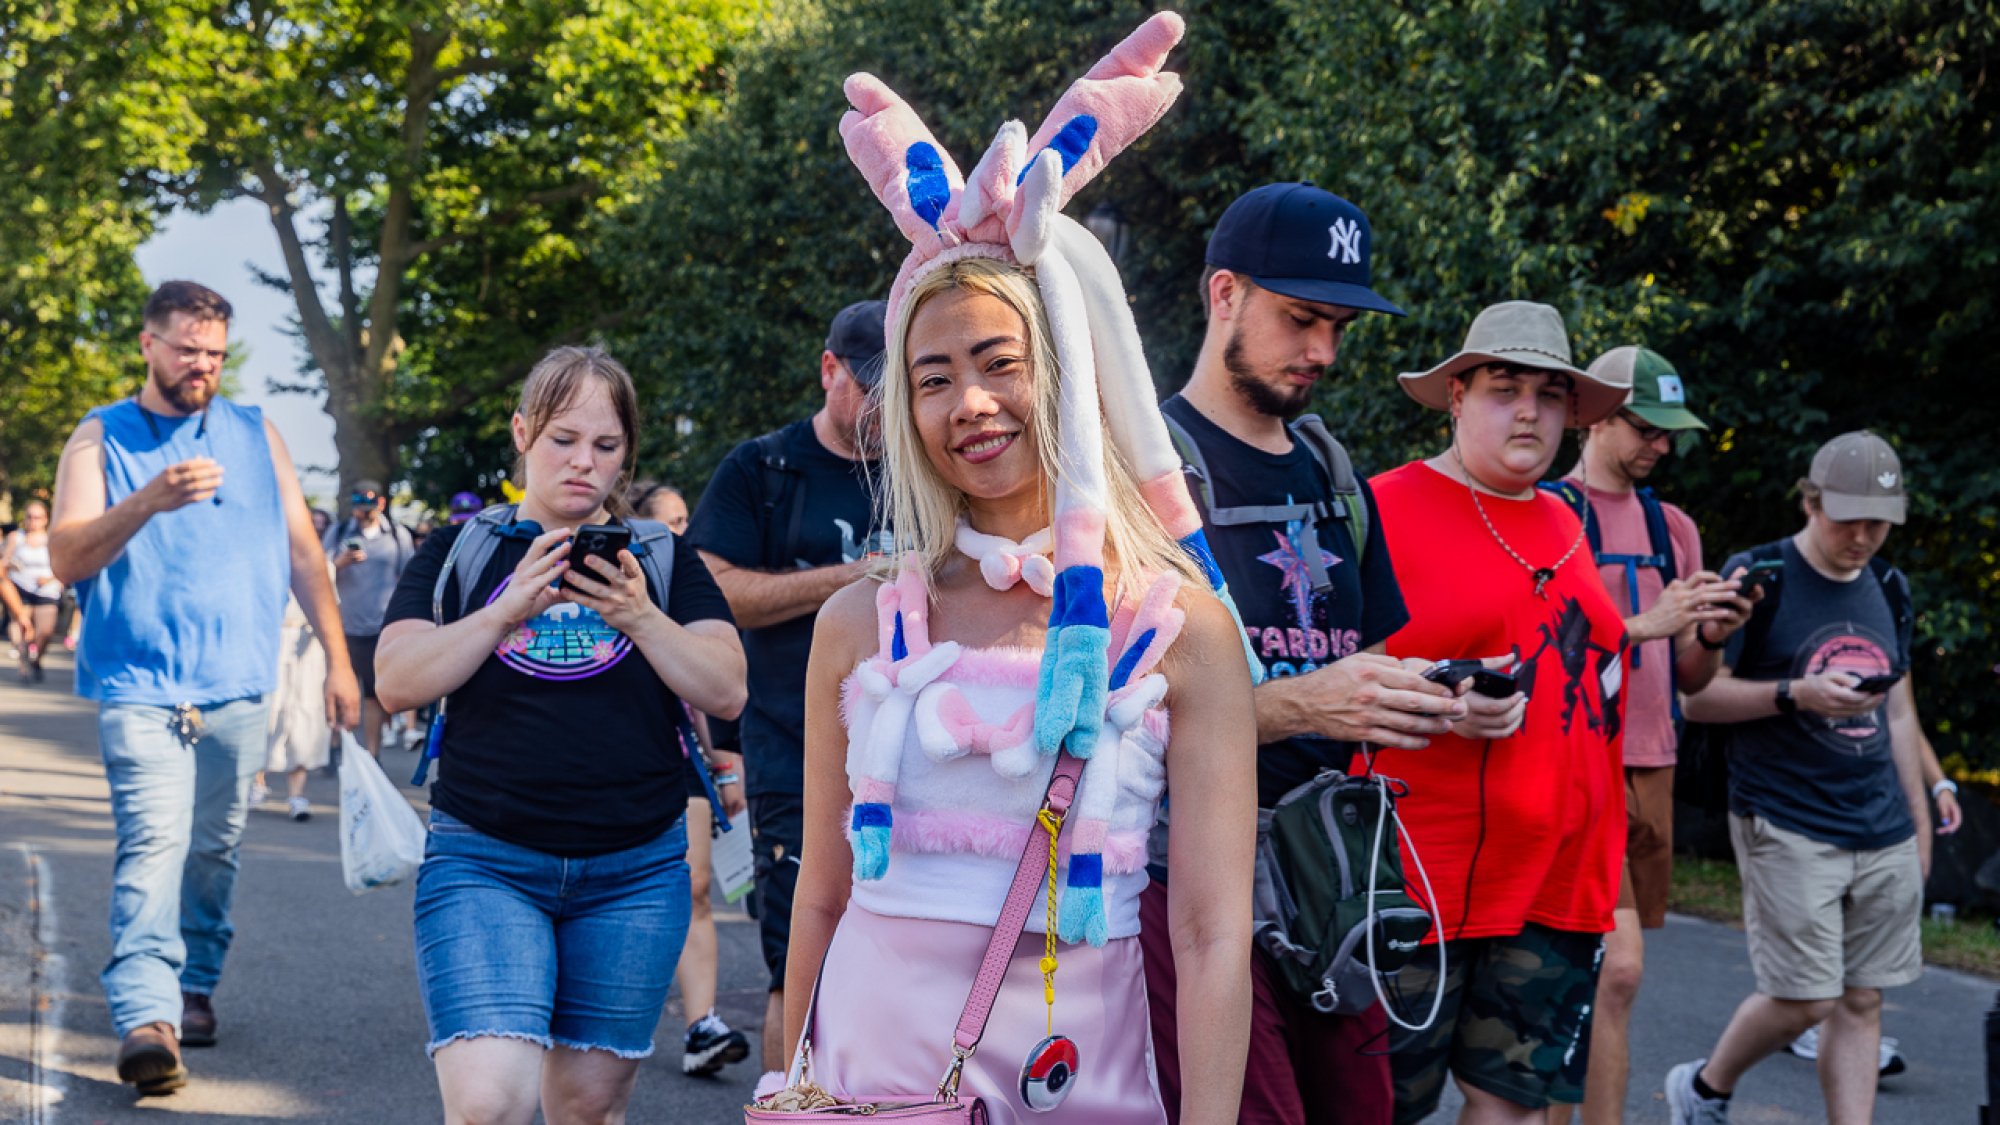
[1670,856,2000,980]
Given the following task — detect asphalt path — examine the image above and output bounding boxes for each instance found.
[3,650,1992,1123]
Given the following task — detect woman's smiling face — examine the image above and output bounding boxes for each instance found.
[904,287,1041,506]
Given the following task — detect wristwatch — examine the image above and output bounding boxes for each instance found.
[1933,779,1960,800]
[1774,679,1798,716]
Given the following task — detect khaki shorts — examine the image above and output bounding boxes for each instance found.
[1616,766,1674,929]
[1728,814,1922,1000]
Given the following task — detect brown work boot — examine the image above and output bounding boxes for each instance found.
[180,991,217,1047]
[116,1022,187,1095]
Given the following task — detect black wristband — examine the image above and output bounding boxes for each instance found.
[1696,624,1728,651]
[1774,679,1798,716]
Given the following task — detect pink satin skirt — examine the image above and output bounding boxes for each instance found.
[810,902,1166,1125]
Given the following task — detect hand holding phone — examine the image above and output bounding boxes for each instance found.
[562,524,633,593]
[1849,670,1904,695]
[1740,558,1784,595]
[1422,659,1520,699]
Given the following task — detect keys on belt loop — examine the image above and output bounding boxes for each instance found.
[171,703,207,748]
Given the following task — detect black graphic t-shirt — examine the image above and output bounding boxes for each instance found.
[1721,538,1915,851]
[383,521,733,857]
[1160,396,1409,807]
[689,419,888,798]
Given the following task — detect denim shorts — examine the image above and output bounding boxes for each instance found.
[413,809,690,1058]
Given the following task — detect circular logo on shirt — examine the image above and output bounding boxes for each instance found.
[1793,623,1891,751]
[484,576,632,681]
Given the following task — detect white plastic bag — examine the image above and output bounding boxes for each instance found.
[337,731,426,894]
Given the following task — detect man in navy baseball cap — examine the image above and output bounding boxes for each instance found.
[1144,184,1438,1125]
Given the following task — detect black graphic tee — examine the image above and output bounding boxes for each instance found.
[383,521,734,857]
[689,419,888,798]
[1161,396,1409,807]
[1721,538,1915,851]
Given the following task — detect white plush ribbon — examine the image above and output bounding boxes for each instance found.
[955,521,1055,597]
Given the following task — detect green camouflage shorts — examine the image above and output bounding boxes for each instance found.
[1386,922,1604,1123]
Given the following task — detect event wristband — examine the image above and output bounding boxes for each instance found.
[713,772,742,787]
[1932,779,1959,800]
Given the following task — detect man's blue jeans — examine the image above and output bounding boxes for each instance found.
[98,696,270,1037]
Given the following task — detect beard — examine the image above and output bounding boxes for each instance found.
[152,362,217,414]
[1224,326,1314,420]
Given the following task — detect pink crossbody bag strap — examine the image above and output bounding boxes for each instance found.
[953,749,1085,1054]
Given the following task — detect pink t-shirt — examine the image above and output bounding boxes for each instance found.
[1571,482,1702,768]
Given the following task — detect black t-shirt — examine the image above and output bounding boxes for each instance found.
[1721,538,1915,851]
[687,419,888,798]
[382,520,734,857]
[1161,396,1409,807]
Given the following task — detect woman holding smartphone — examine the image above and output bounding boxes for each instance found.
[376,346,746,1125]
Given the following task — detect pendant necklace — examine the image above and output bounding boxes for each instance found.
[1453,443,1587,599]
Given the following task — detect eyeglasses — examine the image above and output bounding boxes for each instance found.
[349,493,381,507]
[149,333,229,366]
[1618,412,1670,444]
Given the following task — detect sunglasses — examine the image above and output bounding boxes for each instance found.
[1618,412,1671,444]
[349,493,381,507]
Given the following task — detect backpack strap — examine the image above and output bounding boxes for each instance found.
[1868,557,1914,669]
[1161,412,1215,521]
[1537,480,1602,558]
[1289,414,1368,571]
[442,505,521,622]
[1161,410,1349,595]
[625,517,676,618]
[753,430,806,570]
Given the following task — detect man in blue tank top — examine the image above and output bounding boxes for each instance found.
[47,280,359,1095]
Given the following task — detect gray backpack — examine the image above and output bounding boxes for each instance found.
[409,504,677,785]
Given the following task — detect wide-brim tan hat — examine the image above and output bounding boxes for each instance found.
[1398,300,1626,426]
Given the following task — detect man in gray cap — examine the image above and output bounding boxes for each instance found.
[1668,432,1929,1125]
[686,298,892,1089]
[1544,348,1753,1125]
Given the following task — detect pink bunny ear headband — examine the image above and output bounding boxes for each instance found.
[839,13,1261,939]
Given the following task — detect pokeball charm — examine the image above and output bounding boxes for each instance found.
[1019,1034,1080,1112]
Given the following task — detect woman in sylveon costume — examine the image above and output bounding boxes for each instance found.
[776,14,1255,1124]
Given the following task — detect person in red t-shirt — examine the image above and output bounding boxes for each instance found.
[1546,347,1754,1125]
[1366,301,1631,1125]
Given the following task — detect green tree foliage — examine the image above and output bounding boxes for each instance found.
[134,0,759,500]
[0,1,186,504]
[613,0,1998,767]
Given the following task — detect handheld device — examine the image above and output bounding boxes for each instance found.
[342,537,365,554]
[1421,659,1518,698]
[563,524,632,593]
[1850,670,1904,694]
[1741,558,1784,594]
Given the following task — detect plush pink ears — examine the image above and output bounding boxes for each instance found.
[840,73,967,257]
[1025,11,1185,211]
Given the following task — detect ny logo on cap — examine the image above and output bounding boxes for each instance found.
[1656,374,1686,404]
[1877,472,1899,489]
[1328,217,1363,265]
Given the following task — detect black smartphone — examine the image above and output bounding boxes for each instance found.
[341,536,364,554]
[1420,659,1484,689]
[563,524,632,593]
[1740,558,1784,594]
[1850,670,1904,694]
[1469,669,1518,698]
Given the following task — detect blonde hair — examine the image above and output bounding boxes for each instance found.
[514,345,641,518]
[877,256,1201,594]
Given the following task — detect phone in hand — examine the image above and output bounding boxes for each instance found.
[562,524,632,593]
[1850,670,1904,694]
[1422,659,1519,698]
[342,537,365,554]
[1740,558,1784,594]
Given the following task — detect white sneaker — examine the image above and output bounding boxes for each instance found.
[287,796,311,822]
[1787,1025,1820,1060]
[1664,1060,1730,1124]
[1788,1024,1905,1075]
[247,778,270,806]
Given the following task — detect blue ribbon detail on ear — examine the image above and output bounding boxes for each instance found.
[1110,628,1155,691]
[1036,566,1110,756]
[1176,529,1225,590]
[891,611,908,662]
[1017,116,1098,184]
[906,142,950,229]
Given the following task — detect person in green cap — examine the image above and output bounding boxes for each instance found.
[1544,345,1755,1125]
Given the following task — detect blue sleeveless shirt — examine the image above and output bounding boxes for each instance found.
[74,398,290,705]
